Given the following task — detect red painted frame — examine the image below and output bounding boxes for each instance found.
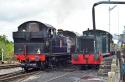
[72,54,103,65]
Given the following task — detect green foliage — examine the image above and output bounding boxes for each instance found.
[0,35,13,61]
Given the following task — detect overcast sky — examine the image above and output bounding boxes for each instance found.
[0,0,125,41]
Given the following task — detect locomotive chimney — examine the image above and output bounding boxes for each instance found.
[58,29,63,35]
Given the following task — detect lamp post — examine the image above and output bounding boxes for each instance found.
[109,0,110,32]
[109,0,117,33]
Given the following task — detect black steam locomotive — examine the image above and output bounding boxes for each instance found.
[13,21,77,71]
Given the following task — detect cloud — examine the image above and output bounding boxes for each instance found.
[0,0,106,41]
[0,0,98,22]
[0,0,125,41]
[0,0,51,21]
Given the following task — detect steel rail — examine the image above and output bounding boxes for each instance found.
[0,64,19,69]
[0,70,40,82]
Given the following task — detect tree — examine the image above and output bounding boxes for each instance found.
[0,35,13,61]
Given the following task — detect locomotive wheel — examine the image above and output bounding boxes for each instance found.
[95,65,99,69]
[84,65,89,70]
[80,65,88,70]
[40,63,45,70]
[36,62,46,70]
[24,67,29,72]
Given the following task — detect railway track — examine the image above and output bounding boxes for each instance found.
[0,64,19,69]
[0,64,76,81]
[0,64,98,82]
[0,70,40,82]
